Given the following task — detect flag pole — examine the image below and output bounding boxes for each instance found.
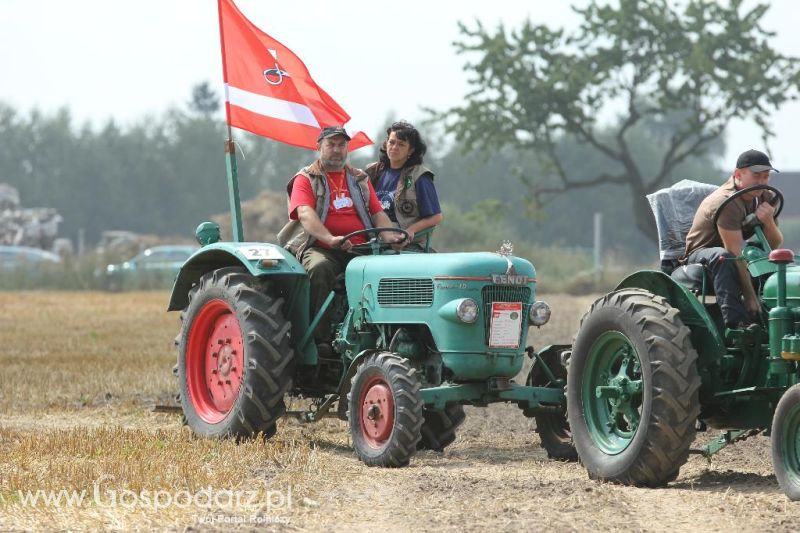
[218,0,244,242]
[223,132,244,243]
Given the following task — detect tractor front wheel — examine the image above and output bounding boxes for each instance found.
[348,352,423,467]
[524,348,577,461]
[418,404,466,452]
[177,267,294,439]
[772,383,800,501]
[567,289,700,486]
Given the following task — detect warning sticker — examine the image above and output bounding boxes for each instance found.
[488,302,523,348]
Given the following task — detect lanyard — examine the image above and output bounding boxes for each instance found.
[328,172,347,197]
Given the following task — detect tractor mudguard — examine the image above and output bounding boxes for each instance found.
[530,344,571,381]
[167,242,306,311]
[615,270,725,365]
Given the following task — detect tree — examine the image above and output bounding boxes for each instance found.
[440,0,800,240]
[433,116,722,258]
[188,81,221,117]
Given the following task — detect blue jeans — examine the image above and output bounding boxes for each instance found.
[686,247,750,327]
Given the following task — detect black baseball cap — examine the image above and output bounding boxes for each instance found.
[317,126,351,142]
[736,149,779,173]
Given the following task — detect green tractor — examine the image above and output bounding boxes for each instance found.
[566,181,800,500]
[168,230,574,466]
[167,146,573,466]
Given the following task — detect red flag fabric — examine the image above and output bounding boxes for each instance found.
[217,0,372,151]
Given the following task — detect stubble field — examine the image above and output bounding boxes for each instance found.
[0,291,798,531]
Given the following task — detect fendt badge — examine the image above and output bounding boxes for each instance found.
[492,274,528,286]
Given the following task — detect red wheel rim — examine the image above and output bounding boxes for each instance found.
[359,376,395,449]
[186,299,245,424]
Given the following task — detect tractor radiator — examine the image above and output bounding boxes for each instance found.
[481,285,532,345]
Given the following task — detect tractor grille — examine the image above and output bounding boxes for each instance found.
[377,278,434,307]
[482,285,532,346]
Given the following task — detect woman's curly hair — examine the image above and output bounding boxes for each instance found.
[378,120,427,169]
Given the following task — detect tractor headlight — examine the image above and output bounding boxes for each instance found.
[456,298,479,323]
[529,301,551,326]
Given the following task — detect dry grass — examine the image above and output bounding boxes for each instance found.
[1,291,799,531]
[0,292,176,412]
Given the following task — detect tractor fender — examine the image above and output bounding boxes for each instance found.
[167,242,307,311]
[615,270,725,364]
[529,344,571,377]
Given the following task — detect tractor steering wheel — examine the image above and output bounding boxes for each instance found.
[712,184,783,230]
[338,227,410,255]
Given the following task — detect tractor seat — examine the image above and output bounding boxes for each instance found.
[670,263,713,295]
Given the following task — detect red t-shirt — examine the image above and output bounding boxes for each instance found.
[288,171,383,247]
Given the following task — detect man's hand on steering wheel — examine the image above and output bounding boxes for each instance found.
[713,184,784,230]
[379,229,409,250]
[329,235,353,252]
[338,227,410,254]
[755,201,777,225]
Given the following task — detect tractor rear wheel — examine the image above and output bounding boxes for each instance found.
[417,404,466,452]
[524,348,577,461]
[771,383,800,501]
[348,352,423,467]
[177,267,294,439]
[567,289,700,486]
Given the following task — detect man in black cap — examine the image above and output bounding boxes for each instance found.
[278,126,400,354]
[683,149,783,328]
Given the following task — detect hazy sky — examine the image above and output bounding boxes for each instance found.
[2,0,799,170]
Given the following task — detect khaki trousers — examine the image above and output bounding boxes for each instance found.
[301,246,354,342]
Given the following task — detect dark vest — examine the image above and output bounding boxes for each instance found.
[365,162,434,234]
[278,161,373,256]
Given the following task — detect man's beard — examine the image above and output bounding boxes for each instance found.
[321,157,346,171]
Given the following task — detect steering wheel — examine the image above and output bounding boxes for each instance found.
[338,227,410,254]
[712,184,783,229]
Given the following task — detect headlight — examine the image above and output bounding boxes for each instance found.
[456,298,479,323]
[529,301,551,326]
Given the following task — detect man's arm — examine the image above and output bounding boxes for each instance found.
[370,210,404,242]
[296,205,352,251]
[719,227,759,316]
[756,202,783,249]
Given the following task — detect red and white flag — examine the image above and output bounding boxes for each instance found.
[217,0,372,150]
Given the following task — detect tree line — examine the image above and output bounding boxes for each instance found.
[0,96,723,260]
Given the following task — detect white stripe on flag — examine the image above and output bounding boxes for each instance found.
[225,84,320,128]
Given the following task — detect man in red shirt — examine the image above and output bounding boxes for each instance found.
[278,126,399,353]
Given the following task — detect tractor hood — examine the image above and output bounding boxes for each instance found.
[346,251,536,289]
[344,251,538,378]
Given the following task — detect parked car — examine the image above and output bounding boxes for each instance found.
[0,245,61,270]
[103,245,197,291]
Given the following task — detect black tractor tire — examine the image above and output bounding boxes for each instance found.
[771,383,800,501]
[417,404,466,452]
[177,267,294,439]
[523,348,578,461]
[567,288,701,487]
[348,352,423,467]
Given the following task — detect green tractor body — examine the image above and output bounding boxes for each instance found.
[169,233,572,466]
[567,181,800,499]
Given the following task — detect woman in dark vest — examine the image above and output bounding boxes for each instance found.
[364,121,442,246]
